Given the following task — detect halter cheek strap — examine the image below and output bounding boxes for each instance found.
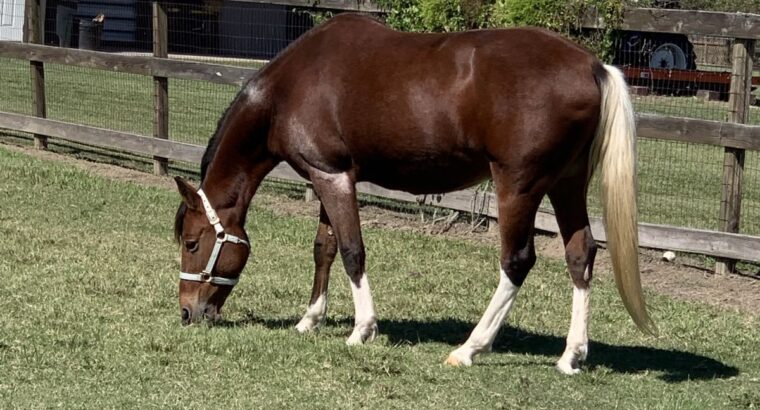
[179,189,250,287]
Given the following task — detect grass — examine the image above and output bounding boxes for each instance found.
[1,146,760,409]
[1,56,760,234]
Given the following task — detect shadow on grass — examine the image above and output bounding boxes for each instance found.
[216,313,739,383]
[230,314,739,383]
[217,314,738,383]
[383,319,739,383]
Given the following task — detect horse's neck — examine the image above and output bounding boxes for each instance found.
[201,94,275,218]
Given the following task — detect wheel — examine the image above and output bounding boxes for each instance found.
[613,31,696,70]
[649,42,688,69]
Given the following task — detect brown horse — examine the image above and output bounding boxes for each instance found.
[173,13,654,374]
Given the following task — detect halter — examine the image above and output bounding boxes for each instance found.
[178,189,250,287]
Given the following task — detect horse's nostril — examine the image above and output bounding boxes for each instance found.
[181,307,191,325]
[203,305,214,319]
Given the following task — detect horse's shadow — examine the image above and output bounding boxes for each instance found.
[217,314,738,383]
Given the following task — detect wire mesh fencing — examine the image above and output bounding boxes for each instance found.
[743,151,760,235]
[168,79,238,146]
[0,57,32,115]
[613,33,759,123]
[45,63,153,136]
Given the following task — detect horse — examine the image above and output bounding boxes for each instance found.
[173,13,655,374]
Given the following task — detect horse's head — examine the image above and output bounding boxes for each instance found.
[173,177,250,325]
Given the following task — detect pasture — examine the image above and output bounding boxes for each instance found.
[1,146,759,409]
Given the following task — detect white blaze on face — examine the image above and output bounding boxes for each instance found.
[346,274,378,345]
[446,269,520,366]
[295,293,328,333]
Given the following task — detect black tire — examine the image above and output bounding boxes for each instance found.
[613,31,696,70]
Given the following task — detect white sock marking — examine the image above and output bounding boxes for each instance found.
[295,293,328,333]
[447,269,520,366]
[346,274,378,345]
[557,281,590,375]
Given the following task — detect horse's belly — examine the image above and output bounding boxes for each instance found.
[357,155,491,195]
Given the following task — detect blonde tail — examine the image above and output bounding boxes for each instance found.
[589,64,656,335]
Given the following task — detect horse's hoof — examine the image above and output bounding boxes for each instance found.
[556,344,587,375]
[556,360,582,375]
[295,319,317,334]
[445,349,473,367]
[346,323,378,345]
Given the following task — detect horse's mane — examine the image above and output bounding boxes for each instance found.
[173,91,243,243]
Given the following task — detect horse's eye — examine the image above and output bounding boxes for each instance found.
[184,240,199,253]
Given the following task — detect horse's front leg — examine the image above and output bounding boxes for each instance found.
[309,169,378,345]
[296,204,337,333]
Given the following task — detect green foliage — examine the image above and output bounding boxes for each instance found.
[489,0,586,32]
[299,9,335,26]
[375,0,624,59]
[419,0,466,32]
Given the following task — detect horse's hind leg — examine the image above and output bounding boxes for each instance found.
[446,164,544,366]
[548,171,597,375]
[308,169,378,345]
[296,204,338,333]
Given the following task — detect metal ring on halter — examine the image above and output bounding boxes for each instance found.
[178,189,250,287]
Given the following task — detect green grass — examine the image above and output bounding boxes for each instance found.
[1,146,760,409]
[1,56,760,234]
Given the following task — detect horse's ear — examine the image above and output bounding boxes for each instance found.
[174,176,200,210]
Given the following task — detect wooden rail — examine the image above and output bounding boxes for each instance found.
[0,112,204,163]
[0,42,255,86]
[583,8,760,39]
[232,0,382,12]
[636,114,760,151]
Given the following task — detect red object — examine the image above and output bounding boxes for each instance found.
[621,66,760,86]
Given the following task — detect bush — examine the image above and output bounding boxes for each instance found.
[375,0,624,59]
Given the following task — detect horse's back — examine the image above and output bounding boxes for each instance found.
[265,14,603,193]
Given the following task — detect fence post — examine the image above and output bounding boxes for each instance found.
[304,186,316,202]
[152,1,169,176]
[25,0,47,150]
[716,38,755,274]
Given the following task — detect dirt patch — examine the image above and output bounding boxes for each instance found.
[5,143,759,316]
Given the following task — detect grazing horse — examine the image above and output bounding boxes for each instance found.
[173,13,655,374]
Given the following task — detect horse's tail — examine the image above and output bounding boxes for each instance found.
[589,64,656,335]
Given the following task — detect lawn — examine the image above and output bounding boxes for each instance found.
[1,56,760,235]
[0,146,759,409]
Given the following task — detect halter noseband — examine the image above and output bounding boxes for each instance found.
[178,189,250,287]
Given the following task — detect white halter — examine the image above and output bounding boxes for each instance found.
[178,189,250,287]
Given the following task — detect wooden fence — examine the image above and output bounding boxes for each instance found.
[1,2,759,267]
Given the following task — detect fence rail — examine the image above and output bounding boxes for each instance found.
[0,41,253,86]
[1,3,759,266]
[582,8,760,39]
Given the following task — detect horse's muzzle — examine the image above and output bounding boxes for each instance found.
[180,304,219,325]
